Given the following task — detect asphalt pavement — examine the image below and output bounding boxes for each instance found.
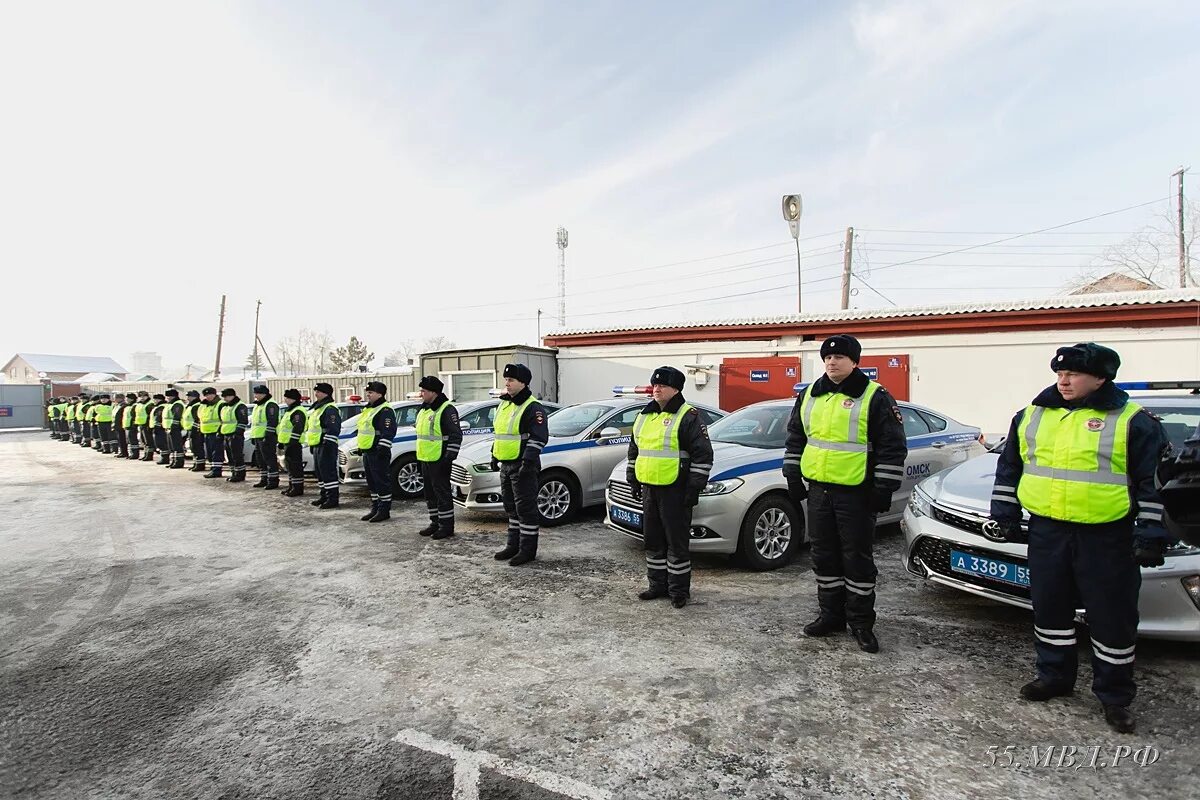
[1,431,1197,799]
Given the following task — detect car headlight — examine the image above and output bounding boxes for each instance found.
[701,478,743,495]
[1182,576,1200,612]
[349,448,361,456]
[909,487,933,517]
[471,463,499,473]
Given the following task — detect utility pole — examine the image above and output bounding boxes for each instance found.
[1173,167,1189,287]
[840,227,854,310]
[556,227,568,327]
[536,308,543,345]
[213,294,226,380]
[252,299,262,378]
[782,195,803,313]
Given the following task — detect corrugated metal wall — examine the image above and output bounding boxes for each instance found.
[418,347,558,402]
[0,384,49,429]
[266,372,416,401]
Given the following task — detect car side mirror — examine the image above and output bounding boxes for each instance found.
[597,426,622,440]
[460,420,471,431]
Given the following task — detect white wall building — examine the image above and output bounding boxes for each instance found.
[544,290,1200,436]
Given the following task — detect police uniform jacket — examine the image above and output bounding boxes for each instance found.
[282,404,307,442]
[259,396,280,435]
[151,402,165,425]
[625,393,715,494]
[495,386,548,467]
[424,394,463,461]
[783,367,908,497]
[224,399,250,434]
[362,399,397,449]
[113,402,127,427]
[990,381,1170,541]
[310,399,342,444]
[165,400,185,430]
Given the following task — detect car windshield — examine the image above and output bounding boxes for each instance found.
[1145,403,1200,450]
[708,404,791,449]
[547,403,616,437]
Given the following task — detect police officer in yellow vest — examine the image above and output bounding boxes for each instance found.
[149,393,169,464]
[47,397,61,439]
[66,396,80,443]
[79,394,95,448]
[990,343,1169,734]
[162,389,186,469]
[306,382,343,508]
[277,389,308,497]
[357,381,398,523]
[219,388,250,483]
[181,390,206,471]
[783,334,907,652]
[416,375,462,538]
[90,395,106,451]
[249,385,281,489]
[112,394,131,458]
[132,391,151,460]
[199,388,225,478]
[491,363,549,565]
[626,366,714,608]
[92,394,115,453]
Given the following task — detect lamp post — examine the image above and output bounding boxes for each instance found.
[782,194,804,313]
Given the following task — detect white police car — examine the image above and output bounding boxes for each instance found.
[339,398,562,499]
[902,381,1200,640]
[241,400,371,474]
[451,390,725,526]
[605,392,987,571]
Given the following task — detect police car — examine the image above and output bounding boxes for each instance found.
[451,390,725,526]
[901,381,1200,641]
[605,391,987,571]
[339,397,562,499]
[241,400,369,473]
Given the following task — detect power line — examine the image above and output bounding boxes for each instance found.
[857,228,1148,235]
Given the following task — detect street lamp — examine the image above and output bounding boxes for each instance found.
[782,194,803,313]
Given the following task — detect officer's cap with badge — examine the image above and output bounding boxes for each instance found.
[1051,342,1120,380]
[312,382,334,396]
[283,388,302,401]
[98,393,111,400]
[649,366,686,391]
[219,388,236,398]
[820,334,862,363]
[185,390,200,399]
[419,375,444,393]
[165,389,179,398]
[252,384,269,396]
[125,392,137,400]
[503,363,532,386]
[365,381,387,395]
[152,393,165,401]
[201,387,217,397]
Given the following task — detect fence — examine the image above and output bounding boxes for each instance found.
[0,384,49,429]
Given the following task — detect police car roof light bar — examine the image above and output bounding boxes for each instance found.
[792,382,811,395]
[612,385,653,395]
[488,388,505,398]
[1116,380,1200,392]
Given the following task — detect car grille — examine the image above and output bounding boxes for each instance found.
[912,536,1031,600]
[450,463,470,486]
[338,451,348,467]
[932,504,988,536]
[607,479,639,509]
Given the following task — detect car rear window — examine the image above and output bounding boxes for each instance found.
[1145,404,1200,450]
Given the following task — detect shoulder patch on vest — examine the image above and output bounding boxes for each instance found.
[534,411,544,424]
[892,407,903,424]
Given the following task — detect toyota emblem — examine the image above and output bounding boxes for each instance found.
[981,520,1005,542]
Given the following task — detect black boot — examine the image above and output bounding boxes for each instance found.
[361,502,380,522]
[494,530,520,560]
[851,627,880,653]
[638,587,668,601]
[508,535,538,566]
[204,468,224,479]
[803,617,847,637]
[168,458,184,469]
[671,595,688,609]
[156,455,170,465]
[1103,704,1136,734]
[226,470,246,483]
[318,491,339,509]
[311,489,327,507]
[1019,679,1073,702]
[189,460,206,472]
[140,453,155,462]
[252,475,268,488]
[418,522,439,536]
[369,504,391,523]
[265,476,279,490]
[430,525,454,539]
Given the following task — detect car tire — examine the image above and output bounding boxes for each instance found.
[736,493,804,571]
[390,454,424,498]
[537,469,580,527]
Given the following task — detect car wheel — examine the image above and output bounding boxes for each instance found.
[736,493,803,571]
[537,470,580,527]
[390,454,424,498]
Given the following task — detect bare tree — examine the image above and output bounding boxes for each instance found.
[421,336,456,354]
[274,328,334,375]
[383,339,418,367]
[1065,203,1197,292]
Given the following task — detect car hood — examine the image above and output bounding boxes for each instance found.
[457,435,577,465]
[920,453,999,514]
[605,441,782,482]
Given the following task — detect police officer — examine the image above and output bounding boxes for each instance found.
[490,364,549,566]
[990,343,1169,734]
[199,388,224,478]
[305,382,343,508]
[89,395,106,451]
[66,396,80,443]
[149,393,169,464]
[181,390,206,471]
[140,392,160,462]
[219,388,249,483]
[162,389,186,469]
[79,393,94,448]
[92,393,115,453]
[783,334,907,653]
[112,394,130,458]
[626,366,714,608]
[277,389,308,497]
[47,398,60,439]
[415,376,462,538]
[248,385,281,489]
[357,381,398,522]
[131,391,150,460]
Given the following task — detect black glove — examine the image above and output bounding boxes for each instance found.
[685,489,700,508]
[490,457,500,472]
[277,443,286,453]
[629,481,643,502]
[786,477,807,507]
[782,460,802,480]
[870,487,893,513]
[995,519,1028,544]
[1133,536,1166,568]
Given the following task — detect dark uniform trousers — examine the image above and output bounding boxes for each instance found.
[363,447,392,514]
[421,459,453,532]
[225,432,246,476]
[154,428,170,463]
[312,443,339,499]
[97,422,114,453]
[499,462,539,554]
[128,425,141,458]
[168,428,185,467]
[71,419,81,443]
[283,442,304,489]
[807,482,878,629]
[206,432,224,470]
[1028,515,1140,707]
[115,423,128,457]
[189,429,206,467]
[140,425,155,458]
[81,420,93,447]
[642,482,693,598]
[256,436,280,480]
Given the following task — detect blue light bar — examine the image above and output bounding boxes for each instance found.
[792,382,811,395]
[1116,380,1200,391]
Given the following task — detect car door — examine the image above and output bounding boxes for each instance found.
[896,404,949,513]
[916,408,976,467]
[459,404,497,440]
[582,405,643,505]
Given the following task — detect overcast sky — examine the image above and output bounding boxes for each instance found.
[1,0,1197,371]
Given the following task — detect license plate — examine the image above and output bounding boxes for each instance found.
[609,505,642,531]
[950,549,1030,587]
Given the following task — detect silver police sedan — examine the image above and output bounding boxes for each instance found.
[451,397,725,526]
[901,389,1200,641]
[605,396,987,570]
